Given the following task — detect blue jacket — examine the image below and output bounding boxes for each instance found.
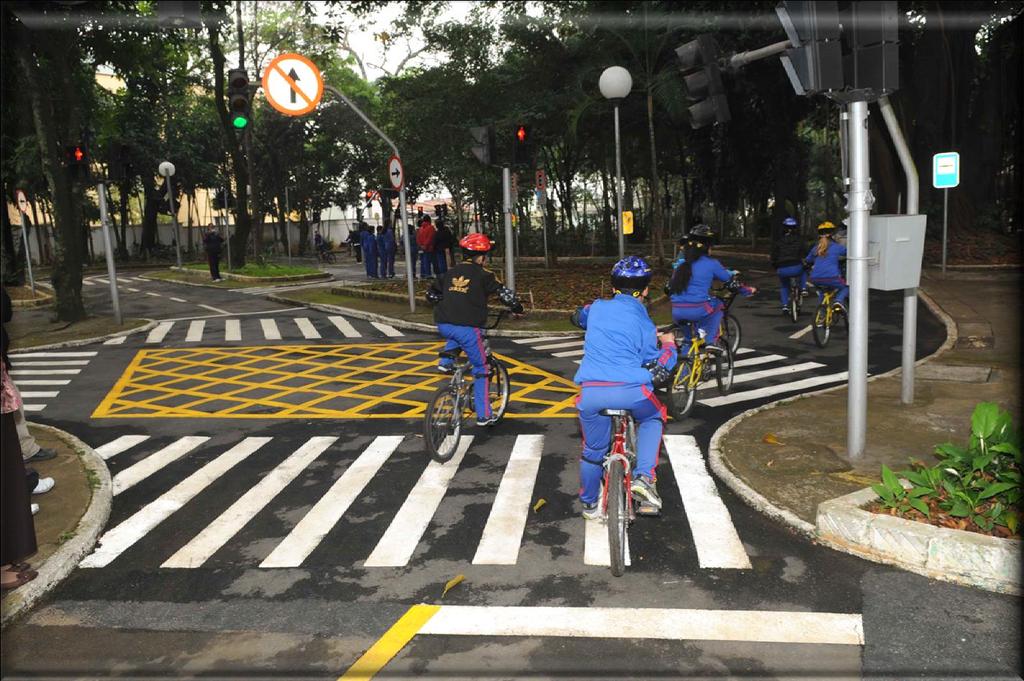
[805,241,846,280]
[573,294,676,386]
[669,255,733,304]
[360,230,378,255]
[379,227,396,252]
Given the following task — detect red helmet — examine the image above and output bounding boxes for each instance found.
[459,233,493,253]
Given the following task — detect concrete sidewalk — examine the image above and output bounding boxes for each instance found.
[713,269,1021,588]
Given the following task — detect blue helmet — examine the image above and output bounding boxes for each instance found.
[611,256,652,293]
[783,216,798,229]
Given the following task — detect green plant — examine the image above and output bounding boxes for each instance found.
[872,464,932,516]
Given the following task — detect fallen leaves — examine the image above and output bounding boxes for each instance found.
[762,433,784,446]
[441,574,464,598]
[533,498,547,513]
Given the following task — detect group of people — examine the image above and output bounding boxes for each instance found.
[771,217,849,313]
[428,214,848,520]
[344,222,398,279]
[2,287,61,592]
[342,208,459,281]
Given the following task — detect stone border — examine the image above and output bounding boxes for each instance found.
[1,423,112,625]
[9,289,54,308]
[170,266,330,284]
[817,486,1021,595]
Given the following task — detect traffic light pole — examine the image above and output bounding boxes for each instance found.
[96,183,123,326]
[502,167,515,290]
[323,83,414,313]
[846,100,872,460]
[613,103,625,260]
[166,175,183,269]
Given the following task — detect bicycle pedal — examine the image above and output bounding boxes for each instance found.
[635,504,661,517]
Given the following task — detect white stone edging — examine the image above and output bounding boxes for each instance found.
[9,318,158,353]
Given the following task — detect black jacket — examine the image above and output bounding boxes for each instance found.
[771,232,805,268]
[430,262,520,327]
[204,232,224,255]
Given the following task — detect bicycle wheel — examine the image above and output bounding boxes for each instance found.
[788,287,800,323]
[424,387,463,463]
[607,455,628,577]
[668,356,697,420]
[812,299,831,348]
[714,343,734,395]
[486,356,510,423]
[722,315,741,355]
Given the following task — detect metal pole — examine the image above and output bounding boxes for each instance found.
[167,175,182,268]
[16,206,36,296]
[324,83,414,312]
[614,103,625,259]
[284,186,293,265]
[878,96,920,405]
[223,186,232,271]
[942,189,949,275]
[727,39,792,70]
[399,187,414,312]
[847,100,872,460]
[97,183,122,325]
[502,166,515,290]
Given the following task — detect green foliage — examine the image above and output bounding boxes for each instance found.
[882,402,1022,536]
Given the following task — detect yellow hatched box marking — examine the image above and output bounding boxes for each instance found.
[92,342,578,419]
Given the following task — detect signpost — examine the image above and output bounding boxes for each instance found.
[261,53,324,117]
[14,189,35,296]
[388,155,404,191]
[96,183,123,325]
[932,151,960,275]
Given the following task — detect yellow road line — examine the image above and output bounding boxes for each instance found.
[339,604,440,680]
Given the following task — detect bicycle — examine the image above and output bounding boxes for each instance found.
[785,276,803,323]
[665,322,734,419]
[317,249,337,264]
[715,287,742,356]
[811,285,848,348]
[423,311,512,463]
[599,408,638,577]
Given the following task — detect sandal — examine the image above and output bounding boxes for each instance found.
[1,569,38,591]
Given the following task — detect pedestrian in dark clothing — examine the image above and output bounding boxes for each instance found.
[434,219,453,275]
[360,224,379,278]
[378,224,397,278]
[416,216,436,278]
[406,224,419,277]
[348,226,362,262]
[203,227,224,281]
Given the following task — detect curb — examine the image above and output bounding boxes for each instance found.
[265,294,582,339]
[1,423,112,625]
[169,266,332,285]
[9,318,158,353]
[817,487,1021,595]
[139,272,333,292]
[9,291,54,308]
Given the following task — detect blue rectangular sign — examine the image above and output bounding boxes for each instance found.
[932,152,960,189]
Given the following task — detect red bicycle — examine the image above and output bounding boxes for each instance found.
[599,408,637,577]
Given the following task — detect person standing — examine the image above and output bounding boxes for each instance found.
[434,218,453,275]
[416,215,436,279]
[347,225,362,263]
[378,223,397,278]
[203,226,224,282]
[406,223,419,278]
[360,223,379,278]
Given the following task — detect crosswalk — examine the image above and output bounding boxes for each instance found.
[511,336,849,410]
[81,432,748,572]
[9,351,98,413]
[115,315,406,345]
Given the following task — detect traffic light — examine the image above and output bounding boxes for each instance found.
[65,144,89,181]
[775,1,844,96]
[675,35,730,129]
[469,125,496,165]
[227,68,251,130]
[837,1,899,101]
[511,124,532,167]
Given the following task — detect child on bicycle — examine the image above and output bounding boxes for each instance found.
[426,233,524,427]
[666,224,755,349]
[804,221,848,312]
[570,257,677,518]
[771,216,808,314]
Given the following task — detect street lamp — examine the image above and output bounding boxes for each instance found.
[158,161,182,268]
[600,66,632,260]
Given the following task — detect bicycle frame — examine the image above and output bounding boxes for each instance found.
[601,418,635,518]
[673,326,706,390]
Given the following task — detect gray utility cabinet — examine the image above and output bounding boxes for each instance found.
[867,214,927,291]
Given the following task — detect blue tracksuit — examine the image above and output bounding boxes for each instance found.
[669,255,733,344]
[805,241,848,305]
[361,231,379,278]
[573,294,676,505]
[407,228,419,277]
[777,264,807,306]
[438,323,493,420]
[378,228,396,278]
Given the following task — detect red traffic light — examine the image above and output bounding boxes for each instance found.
[73,147,84,162]
[516,126,527,143]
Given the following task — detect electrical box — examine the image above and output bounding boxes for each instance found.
[867,214,926,290]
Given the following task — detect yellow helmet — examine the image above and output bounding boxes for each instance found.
[817,221,837,234]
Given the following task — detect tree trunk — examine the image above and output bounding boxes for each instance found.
[141,178,159,253]
[600,160,612,255]
[298,209,310,255]
[646,87,665,264]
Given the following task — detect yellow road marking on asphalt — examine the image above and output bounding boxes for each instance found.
[93,343,579,419]
[339,604,440,680]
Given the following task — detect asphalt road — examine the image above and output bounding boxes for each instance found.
[3,262,1019,680]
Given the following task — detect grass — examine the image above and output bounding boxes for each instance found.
[145,269,258,289]
[8,315,149,350]
[182,262,321,277]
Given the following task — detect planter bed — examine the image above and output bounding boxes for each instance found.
[171,266,329,284]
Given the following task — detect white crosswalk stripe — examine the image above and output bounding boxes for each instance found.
[95,435,152,460]
[112,436,210,495]
[369,321,403,337]
[294,317,321,339]
[260,318,282,340]
[328,315,360,338]
[10,351,99,414]
[123,315,410,343]
[146,321,174,343]
[104,335,128,345]
[225,319,241,341]
[473,435,544,565]
[699,371,849,408]
[185,320,206,342]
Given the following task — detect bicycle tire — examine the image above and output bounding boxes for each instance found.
[714,343,734,395]
[607,455,627,578]
[668,356,697,420]
[487,356,511,423]
[812,300,831,348]
[424,386,462,463]
[788,288,799,323]
[723,315,741,355]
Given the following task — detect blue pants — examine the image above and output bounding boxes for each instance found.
[777,264,807,306]
[671,299,724,345]
[437,323,491,420]
[576,383,666,505]
[409,244,419,276]
[420,251,434,278]
[363,247,378,277]
[811,277,848,305]
[381,247,396,277]
[435,250,448,275]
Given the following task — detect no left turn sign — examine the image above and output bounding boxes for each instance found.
[262,53,323,117]
[388,155,404,190]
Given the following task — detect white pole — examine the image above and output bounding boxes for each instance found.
[941,188,949,275]
[167,175,182,268]
[16,204,36,296]
[614,104,625,259]
[846,100,872,460]
[284,186,293,265]
[97,183,122,326]
[503,166,515,290]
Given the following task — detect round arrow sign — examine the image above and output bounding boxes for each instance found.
[262,53,323,117]
[388,155,404,190]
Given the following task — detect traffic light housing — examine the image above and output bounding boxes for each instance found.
[65,144,89,182]
[469,125,496,165]
[227,68,251,130]
[511,124,532,167]
[837,1,899,101]
[675,35,731,129]
[776,1,844,95]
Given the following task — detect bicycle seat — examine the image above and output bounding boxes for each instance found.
[600,409,630,417]
[438,350,462,360]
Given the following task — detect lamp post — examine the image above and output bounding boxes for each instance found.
[158,161,182,268]
[599,66,632,260]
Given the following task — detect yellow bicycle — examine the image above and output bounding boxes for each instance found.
[811,286,849,348]
[665,322,734,419]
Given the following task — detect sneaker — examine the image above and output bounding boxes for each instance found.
[25,448,57,462]
[630,475,662,511]
[781,306,790,315]
[581,501,601,520]
[31,503,39,516]
[475,415,499,427]
[32,477,55,495]
[832,302,847,316]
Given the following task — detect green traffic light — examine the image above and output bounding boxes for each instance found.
[232,115,248,129]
